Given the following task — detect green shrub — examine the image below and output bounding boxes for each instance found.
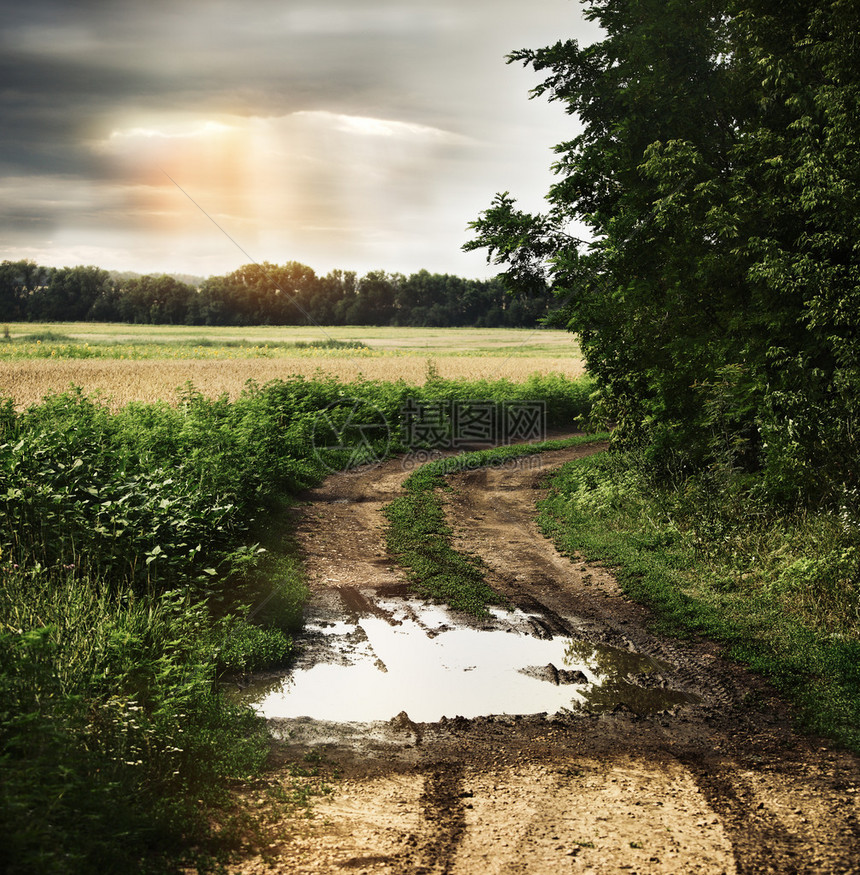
[0,568,268,874]
[215,617,293,674]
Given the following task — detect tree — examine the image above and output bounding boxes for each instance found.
[28,266,113,321]
[112,275,194,324]
[318,270,358,325]
[722,0,860,498]
[347,271,401,325]
[466,0,860,502]
[0,260,47,320]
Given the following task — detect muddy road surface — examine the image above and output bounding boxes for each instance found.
[229,441,860,874]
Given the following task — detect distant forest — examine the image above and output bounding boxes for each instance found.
[0,260,549,327]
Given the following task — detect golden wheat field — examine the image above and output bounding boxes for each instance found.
[1,324,585,409]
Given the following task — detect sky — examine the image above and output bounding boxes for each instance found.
[0,0,600,280]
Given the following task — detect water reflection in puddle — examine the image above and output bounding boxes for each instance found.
[242,599,694,722]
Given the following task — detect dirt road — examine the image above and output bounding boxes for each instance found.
[230,442,860,874]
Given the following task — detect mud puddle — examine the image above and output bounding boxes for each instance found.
[239,590,695,722]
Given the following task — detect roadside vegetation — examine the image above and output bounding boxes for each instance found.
[539,451,860,751]
[0,370,592,873]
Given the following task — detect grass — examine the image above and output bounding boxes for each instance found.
[383,434,609,615]
[538,451,860,751]
[0,571,273,873]
[0,335,374,359]
[0,322,583,356]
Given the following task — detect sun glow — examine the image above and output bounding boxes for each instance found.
[99,109,475,267]
[102,115,258,232]
[108,120,234,141]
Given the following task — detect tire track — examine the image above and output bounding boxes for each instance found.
[228,437,860,875]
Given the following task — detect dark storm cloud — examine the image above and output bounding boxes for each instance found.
[0,0,587,162]
[0,51,166,176]
[0,0,599,273]
[0,2,482,190]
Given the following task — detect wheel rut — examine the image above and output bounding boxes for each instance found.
[228,437,860,875]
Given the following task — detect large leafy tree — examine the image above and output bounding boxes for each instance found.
[466,0,860,502]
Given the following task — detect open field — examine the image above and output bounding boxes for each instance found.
[0,324,585,408]
[1,323,581,354]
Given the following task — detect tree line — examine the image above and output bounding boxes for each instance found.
[0,260,548,328]
[467,0,860,504]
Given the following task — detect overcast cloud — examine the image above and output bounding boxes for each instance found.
[0,0,599,278]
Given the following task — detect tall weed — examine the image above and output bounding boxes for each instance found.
[0,568,267,873]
